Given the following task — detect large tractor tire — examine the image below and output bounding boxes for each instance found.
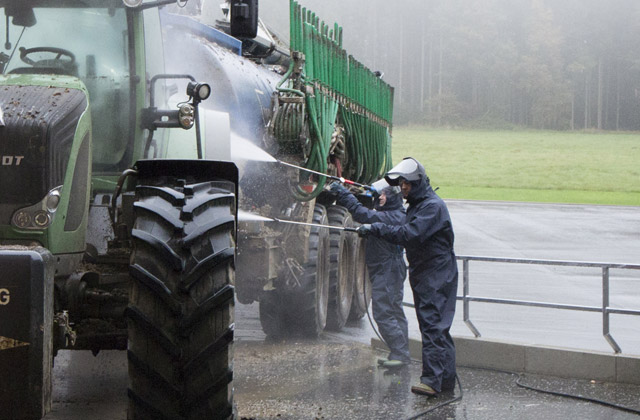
[348,235,372,321]
[127,179,236,420]
[287,203,330,336]
[325,205,355,331]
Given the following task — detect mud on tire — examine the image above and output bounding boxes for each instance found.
[127,179,236,420]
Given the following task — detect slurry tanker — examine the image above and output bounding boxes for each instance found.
[0,0,394,418]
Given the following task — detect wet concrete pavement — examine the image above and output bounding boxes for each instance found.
[233,300,640,420]
[234,338,640,420]
[48,350,127,419]
[235,298,640,420]
[46,301,640,420]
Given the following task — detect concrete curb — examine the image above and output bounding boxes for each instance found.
[371,336,640,385]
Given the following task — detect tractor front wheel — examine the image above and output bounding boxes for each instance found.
[127,178,236,420]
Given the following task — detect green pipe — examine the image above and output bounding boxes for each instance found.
[287,0,395,198]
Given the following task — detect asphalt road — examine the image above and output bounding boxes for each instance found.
[43,200,640,419]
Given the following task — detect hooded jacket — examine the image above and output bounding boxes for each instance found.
[370,177,456,283]
[333,187,405,266]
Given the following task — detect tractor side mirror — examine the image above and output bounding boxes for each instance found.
[230,0,258,39]
[6,6,37,27]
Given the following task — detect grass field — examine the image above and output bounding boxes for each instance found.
[391,128,640,206]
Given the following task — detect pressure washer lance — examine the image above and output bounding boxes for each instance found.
[271,217,358,233]
[276,160,376,192]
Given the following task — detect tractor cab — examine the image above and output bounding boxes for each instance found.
[0,3,134,174]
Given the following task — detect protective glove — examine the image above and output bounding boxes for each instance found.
[329,182,348,195]
[356,224,372,237]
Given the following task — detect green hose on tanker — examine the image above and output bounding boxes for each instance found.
[274,0,394,201]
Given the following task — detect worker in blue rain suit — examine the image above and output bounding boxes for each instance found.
[330,182,411,368]
[356,157,458,397]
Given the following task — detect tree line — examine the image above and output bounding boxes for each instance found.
[262,0,640,130]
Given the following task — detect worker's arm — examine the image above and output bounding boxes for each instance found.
[370,202,443,247]
[331,183,388,224]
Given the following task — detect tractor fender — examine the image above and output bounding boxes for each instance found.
[134,159,238,187]
[132,159,239,227]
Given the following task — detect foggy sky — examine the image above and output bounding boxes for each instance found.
[257,0,640,130]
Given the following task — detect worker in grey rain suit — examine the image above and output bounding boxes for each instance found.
[330,182,410,367]
[356,157,458,397]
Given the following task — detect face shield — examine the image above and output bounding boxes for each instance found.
[371,178,401,195]
[384,157,425,186]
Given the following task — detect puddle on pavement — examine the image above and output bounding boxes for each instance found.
[234,339,640,420]
[234,339,450,420]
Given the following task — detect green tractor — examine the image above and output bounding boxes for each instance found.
[0,1,247,418]
[0,0,394,419]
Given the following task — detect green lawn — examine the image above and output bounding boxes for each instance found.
[391,128,640,206]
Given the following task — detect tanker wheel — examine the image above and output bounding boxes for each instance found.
[287,203,330,336]
[325,205,355,331]
[259,290,286,338]
[348,234,372,321]
[127,179,236,420]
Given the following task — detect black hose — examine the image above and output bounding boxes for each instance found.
[514,373,640,415]
[458,365,640,417]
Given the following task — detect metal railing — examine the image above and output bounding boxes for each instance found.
[403,255,640,354]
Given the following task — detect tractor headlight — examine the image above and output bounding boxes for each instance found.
[186,82,211,102]
[11,186,62,230]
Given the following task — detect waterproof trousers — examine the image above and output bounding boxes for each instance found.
[410,267,457,392]
[370,261,410,363]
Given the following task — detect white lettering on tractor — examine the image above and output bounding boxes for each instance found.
[0,288,9,305]
[2,156,24,166]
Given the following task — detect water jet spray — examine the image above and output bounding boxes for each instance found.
[230,135,375,192]
[272,217,358,232]
[231,136,373,191]
[238,210,358,232]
